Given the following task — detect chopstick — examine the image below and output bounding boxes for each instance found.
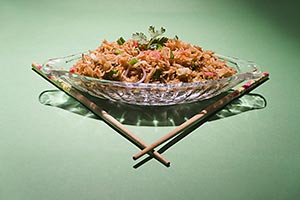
[133,72,269,160]
[31,63,171,167]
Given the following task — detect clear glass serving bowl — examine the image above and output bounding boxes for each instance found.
[41,52,262,106]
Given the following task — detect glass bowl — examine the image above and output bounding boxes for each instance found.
[41,52,262,106]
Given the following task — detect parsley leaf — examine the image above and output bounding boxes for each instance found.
[148,26,166,38]
[132,26,168,50]
[148,37,168,50]
[132,32,148,45]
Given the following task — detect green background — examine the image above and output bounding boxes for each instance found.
[1,0,299,199]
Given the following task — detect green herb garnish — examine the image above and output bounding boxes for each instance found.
[129,58,138,66]
[170,50,174,59]
[132,32,148,45]
[117,37,126,45]
[113,48,122,55]
[132,26,168,50]
[103,69,119,80]
[152,68,162,79]
[191,61,196,70]
[109,69,118,76]
[149,26,165,38]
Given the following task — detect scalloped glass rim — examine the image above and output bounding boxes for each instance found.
[42,52,262,106]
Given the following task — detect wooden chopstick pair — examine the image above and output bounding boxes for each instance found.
[132,72,269,161]
[32,63,170,167]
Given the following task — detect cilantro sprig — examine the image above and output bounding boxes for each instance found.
[132,26,168,50]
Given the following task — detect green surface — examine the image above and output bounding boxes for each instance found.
[1,0,300,199]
